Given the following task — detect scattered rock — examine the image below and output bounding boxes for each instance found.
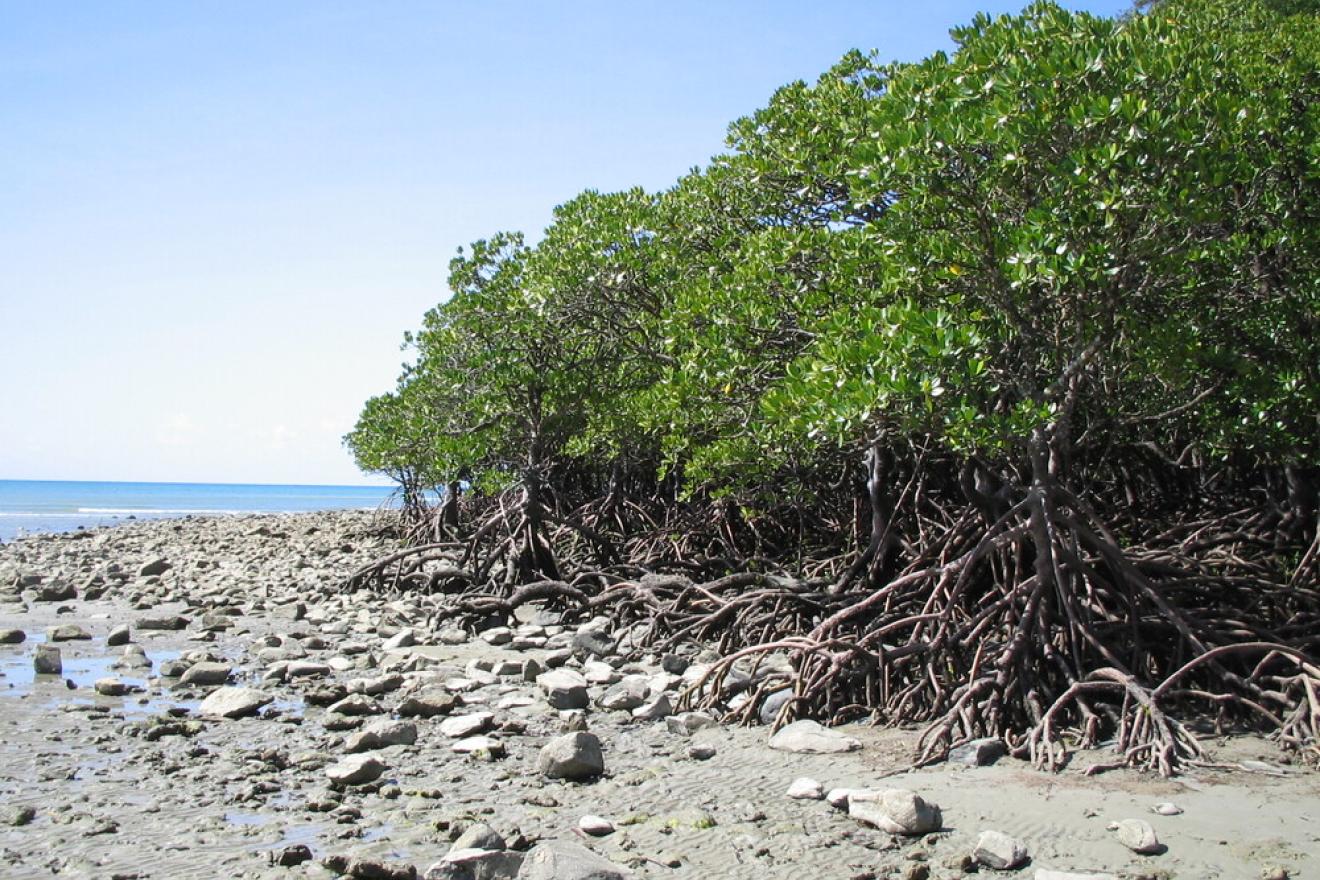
[687,743,716,760]
[327,754,387,786]
[451,736,505,757]
[1261,866,1291,880]
[347,719,418,752]
[398,690,459,718]
[137,558,172,577]
[34,644,62,675]
[0,628,25,644]
[94,677,132,696]
[571,629,615,658]
[536,669,589,710]
[46,624,92,641]
[138,614,188,631]
[848,789,942,835]
[33,580,77,602]
[106,625,131,646]
[198,686,274,719]
[578,815,615,836]
[277,844,314,867]
[4,805,37,827]
[440,712,495,738]
[517,839,631,880]
[768,719,862,753]
[973,830,1028,869]
[949,737,1007,766]
[1151,802,1183,816]
[665,712,717,736]
[1113,818,1162,854]
[451,823,506,852]
[179,661,233,686]
[786,778,824,800]
[344,856,417,879]
[425,848,523,880]
[538,731,605,780]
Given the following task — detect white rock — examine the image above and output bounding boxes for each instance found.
[326,753,386,785]
[537,731,604,780]
[516,840,631,880]
[180,661,232,686]
[848,788,942,835]
[632,693,673,721]
[440,712,495,738]
[451,736,505,757]
[536,669,589,710]
[826,788,867,809]
[578,814,615,836]
[1114,818,1161,854]
[973,829,1029,869]
[198,686,273,719]
[346,718,417,752]
[786,778,824,800]
[1151,802,1183,816]
[768,719,862,754]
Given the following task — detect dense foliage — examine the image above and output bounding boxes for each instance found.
[346,0,1320,773]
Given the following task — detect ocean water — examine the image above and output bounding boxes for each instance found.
[0,480,394,543]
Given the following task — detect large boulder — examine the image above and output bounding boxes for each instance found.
[537,732,605,781]
[515,840,631,880]
[768,719,861,753]
[848,789,942,835]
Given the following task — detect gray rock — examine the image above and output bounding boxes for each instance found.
[4,805,37,827]
[515,840,631,880]
[665,712,717,736]
[287,660,332,678]
[596,676,648,711]
[138,614,188,631]
[347,719,419,752]
[571,629,614,658]
[538,731,605,780]
[848,789,942,835]
[440,712,495,738]
[33,580,77,602]
[105,625,130,647]
[1151,802,1183,816]
[631,693,673,721]
[328,694,385,716]
[0,628,25,644]
[758,688,794,724]
[34,644,62,675]
[1114,818,1161,854]
[536,669,589,710]
[973,830,1028,869]
[949,737,1008,766]
[198,686,274,719]
[451,823,507,852]
[326,753,387,786]
[179,661,233,686]
[578,815,614,836]
[768,719,861,753]
[452,736,505,757]
[786,778,824,800]
[397,690,459,718]
[46,624,91,642]
[427,848,523,880]
[94,677,135,697]
[383,629,416,650]
[138,558,172,577]
[480,627,512,646]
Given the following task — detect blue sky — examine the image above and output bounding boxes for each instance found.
[0,0,1132,485]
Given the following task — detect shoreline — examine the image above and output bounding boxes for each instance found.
[0,511,1313,879]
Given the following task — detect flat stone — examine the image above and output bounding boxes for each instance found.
[578,815,615,836]
[632,693,672,721]
[179,661,232,686]
[973,829,1029,869]
[440,712,495,738]
[537,731,605,780]
[425,848,523,880]
[665,712,716,736]
[786,778,824,800]
[287,660,332,678]
[94,677,132,697]
[397,691,459,718]
[328,694,385,716]
[597,676,648,711]
[138,558,172,577]
[536,669,589,710]
[1114,818,1161,854]
[198,686,274,719]
[33,580,77,602]
[768,719,861,753]
[949,737,1008,766]
[451,736,505,757]
[138,614,189,631]
[47,624,92,642]
[516,840,631,880]
[346,718,418,752]
[848,789,942,835]
[326,753,387,786]
[383,628,416,650]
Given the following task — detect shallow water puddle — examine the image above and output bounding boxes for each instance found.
[0,640,182,715]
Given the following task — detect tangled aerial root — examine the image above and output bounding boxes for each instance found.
[345,480,1320,777]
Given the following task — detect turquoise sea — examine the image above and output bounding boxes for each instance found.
[0,480,394,543]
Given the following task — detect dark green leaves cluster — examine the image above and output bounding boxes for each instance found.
[348,0,1318,500]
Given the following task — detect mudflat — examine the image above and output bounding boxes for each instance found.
[0,513,1313,879]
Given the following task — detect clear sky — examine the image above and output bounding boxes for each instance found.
[0,0,1132,486]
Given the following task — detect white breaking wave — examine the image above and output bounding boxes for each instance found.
[76,507,249,515]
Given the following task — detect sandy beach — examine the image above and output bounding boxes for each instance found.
[1,512,1314,880]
